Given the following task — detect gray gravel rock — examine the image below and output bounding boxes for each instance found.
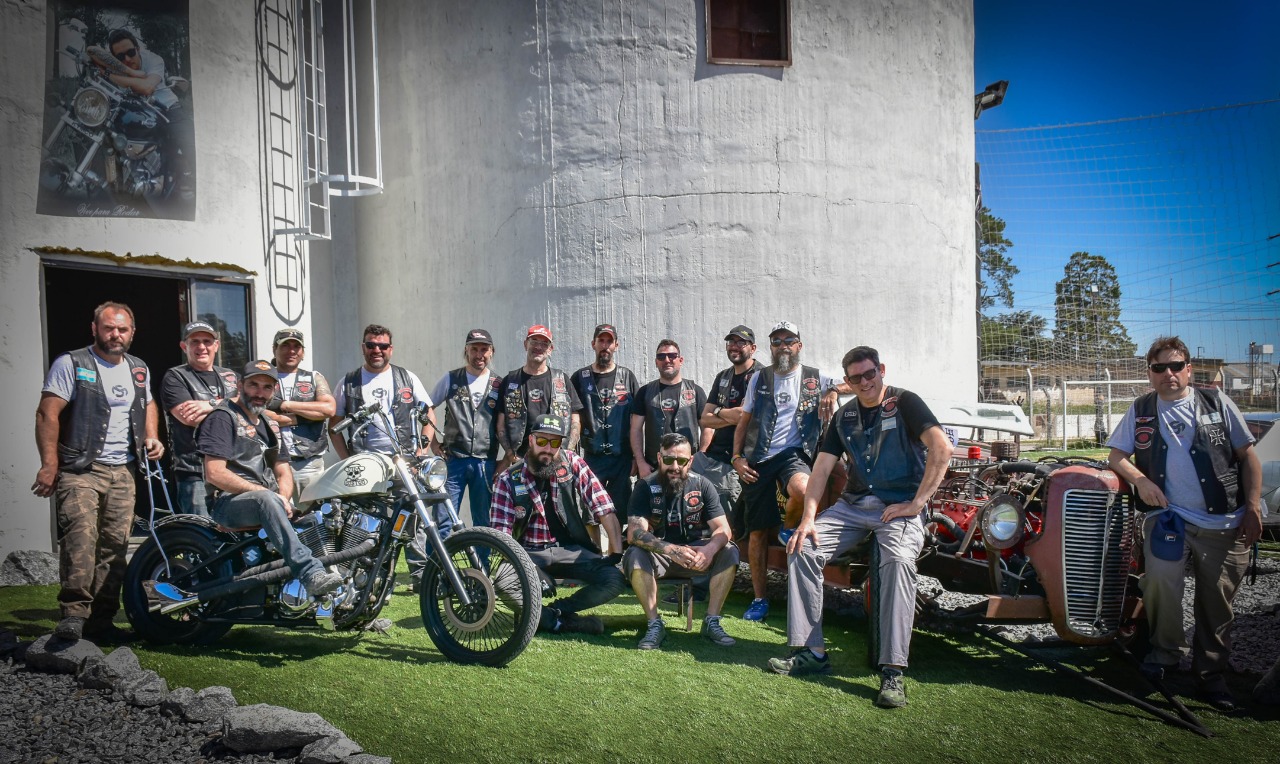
[25,633,104,674]
[117,668,169,707]
[222,703,343,753]
[162,686,198,717]
[77,645,143,690]
[180,685,238,723]
[299,734,364,763]
[0,549,60,586]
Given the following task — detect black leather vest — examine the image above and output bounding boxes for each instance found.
[203,400,281,500]
[575,365,637,459]
[706,360,761,462]
[743,365,822,464]
[441,368,500,459]
[641,379,701,464]
[57,347,149,472]
[166,363,237,476]
[835,386,926,504]
[505,456,598,551]
[342,365,418,454]
[271,368,328,460]
[639,473,714,543]
[500,368,575,455]
[1131,388,1242,515]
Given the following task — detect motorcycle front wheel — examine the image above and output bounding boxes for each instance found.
[420,526,541,667]
[122,526,234,645]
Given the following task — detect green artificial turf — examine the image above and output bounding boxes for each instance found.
[2,574,1278,764]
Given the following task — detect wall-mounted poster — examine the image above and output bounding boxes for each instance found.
[38,0,196,220]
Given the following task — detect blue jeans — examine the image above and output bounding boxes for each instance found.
[175,474,209,517]
[211,490,322,582]
[445,456,495,527]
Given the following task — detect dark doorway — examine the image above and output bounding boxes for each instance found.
[43,264,188,518]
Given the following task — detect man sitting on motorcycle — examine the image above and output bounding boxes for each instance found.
[490,414,626,635]
[198,360,342,597]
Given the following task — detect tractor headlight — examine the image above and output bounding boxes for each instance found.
[72,88,110,127]
[980,494,1025,550]
[416,456,448,492]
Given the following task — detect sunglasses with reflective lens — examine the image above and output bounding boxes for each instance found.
[116,47,139,59]
[1148,361,1188,374]
[846,367,879,383]
[770,337,800,347]
[655,352,679,361]
[364,341,391,351]
[533,436,563,448]
[659,455,691,466]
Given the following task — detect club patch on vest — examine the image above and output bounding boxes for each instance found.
[398,387,413,403]
[614,383,630,404]
[1136,416,1155,424]
[75,366,97,383]
[553,377,566,392]
[882,397,898,415]
[681,388,696,404]
[295,381,313,396]
[554,464,571,483]
[650,484,662,494]
[803,378,818,391]
[131,366,147,387]
[1206,426,1227,446]
[686,491,702,508]
[1134,426,1155,449]
[220,371,238,388]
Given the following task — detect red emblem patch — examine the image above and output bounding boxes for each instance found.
[295,382,313,396]
[221,371,239,387]
[803,378,818,391]
[554,377,566,392]
[686,491,701,508]
[398,387,413,403]
[882,397,898,415]
[681,389,696,404]
[131,366,147,387]
[1135,427,1154,449]
[554,465,571,483]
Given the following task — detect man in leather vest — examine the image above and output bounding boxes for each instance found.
[768,346,951,710]
[629,339,711,478]
[33,302,164,642]
[490,414,625,636]
[263,329,335,499]
[699,324,762,528]
[624,433,739,650]
[330,323,439,591]
[428,329,500,527]
[732,322,846,622]
[1107,336,1261,712]
[200,361,342,598]
[572,324,639,513]
[496,324,583,476]
[162,321,238,516]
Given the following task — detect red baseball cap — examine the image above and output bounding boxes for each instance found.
[526,324,553,342]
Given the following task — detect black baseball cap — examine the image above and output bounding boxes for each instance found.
[273,328,305,347]
[724,325,755,343]
[241,359,277,382]
[593,324,617,339]
[465,328,494,346]
[531,414,568,437]
[183,321,217,340]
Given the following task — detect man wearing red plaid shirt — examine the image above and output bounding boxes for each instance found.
[491,414,626,635]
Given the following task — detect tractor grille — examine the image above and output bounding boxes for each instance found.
[1060,488,1135,638]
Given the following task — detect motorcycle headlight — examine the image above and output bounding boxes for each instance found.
[417,456,448,492]
[72,88,110,127]
[979,494,1025,550]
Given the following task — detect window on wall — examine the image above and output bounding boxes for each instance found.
[191,280,253,371]
[706,0,791,66]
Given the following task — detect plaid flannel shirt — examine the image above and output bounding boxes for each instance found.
[490,449,615,548]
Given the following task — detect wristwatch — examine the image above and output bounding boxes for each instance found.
[714,406,724,416]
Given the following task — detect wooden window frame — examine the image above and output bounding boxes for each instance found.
[705,0,792,68]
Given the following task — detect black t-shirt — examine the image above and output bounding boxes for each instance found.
[161,368,227,411]
[626,473,724,545]
[629,381,707,434]
[706,362,760,461]
[819,389,939,458]
[196,407,273,461]
[497,369,584,419]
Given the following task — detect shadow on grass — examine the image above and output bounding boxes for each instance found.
[5,607,61,638]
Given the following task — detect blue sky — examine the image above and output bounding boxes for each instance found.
[974,2,1280,364]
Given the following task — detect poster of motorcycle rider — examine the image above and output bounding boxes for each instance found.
[38,0,195,220]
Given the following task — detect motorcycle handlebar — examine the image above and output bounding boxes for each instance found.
[331,400,383,435]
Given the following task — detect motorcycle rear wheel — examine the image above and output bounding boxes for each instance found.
[123,526,234,645]
[420,527,541,667]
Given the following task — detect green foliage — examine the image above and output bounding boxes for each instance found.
[1053,251,1137,360]
[977,205,1019,311]
[981,310,1052,361]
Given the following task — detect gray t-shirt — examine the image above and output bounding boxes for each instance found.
[1108,390,1253,530]
[43,348,152,465]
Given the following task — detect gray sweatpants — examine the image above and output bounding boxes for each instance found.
[786,495,924,668]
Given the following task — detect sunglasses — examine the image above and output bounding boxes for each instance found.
[533,436,563,448]
[770,337,800,347]
[1148,361,1188,374]
[116,47,139,59]
[655,352,680,361]
[659,454,691,466]
[364,341,391,351]
[846,367,879,383]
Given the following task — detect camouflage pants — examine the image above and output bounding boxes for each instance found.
[54,462,136,622]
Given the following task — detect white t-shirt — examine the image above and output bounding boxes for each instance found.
[333,367,431,454]
[430,369,493,411]
[43,348,152,465]
[742,366,840,459]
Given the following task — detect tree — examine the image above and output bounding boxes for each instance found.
[977,205,1018,311]
[1052,251,1136,361]
[981,311,1052,361]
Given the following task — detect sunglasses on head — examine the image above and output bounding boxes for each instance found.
[846,367,879,382]
[770,337,800,347]
[364,341,391,351]
[655,352,679,361]
[659,454,691,466]
[533,436,563,448]
[1148,361,1187,374]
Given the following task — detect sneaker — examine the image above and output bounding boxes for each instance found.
[83,621,137,644]
[637,618,666,650]
[1198,689,1238,713]
[53,616,85,641]
[304,570,344,597]
[663,589,707,605]
[743,598,769,621]
[701,616,735,646]
[558,613,605,636]
[768,647,832,676]
[876,668,908,708]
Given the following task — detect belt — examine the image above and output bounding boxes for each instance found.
[524,541,561,552]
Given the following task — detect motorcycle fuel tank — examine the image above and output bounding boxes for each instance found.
[300,452,395,504]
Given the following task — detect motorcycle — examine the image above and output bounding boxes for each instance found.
[123,401,542,667]
[39,44,184,207]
